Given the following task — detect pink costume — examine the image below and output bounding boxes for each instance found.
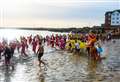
[55,35,59,46]
[32,38,37,53]
[51,35,55,47]
[60,38,65,49]
[21,41,27,56]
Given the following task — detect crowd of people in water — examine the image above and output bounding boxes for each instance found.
[0,34,45,67]
[0,31,113,69]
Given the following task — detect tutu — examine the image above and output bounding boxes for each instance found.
[80,42,86,48]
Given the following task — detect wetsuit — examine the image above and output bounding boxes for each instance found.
[4,46,12,65]
[37,45,44,61]
[0,43,3,59]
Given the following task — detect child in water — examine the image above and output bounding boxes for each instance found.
[96,43,103,59]
[75,40,80,53]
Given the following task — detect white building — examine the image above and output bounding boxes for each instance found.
[105,9,120,27]
[111,10,120,25]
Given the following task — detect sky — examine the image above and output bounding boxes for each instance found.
[0,0,120,28]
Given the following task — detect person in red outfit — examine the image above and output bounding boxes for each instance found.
[32,38,37,54]
[21,40,27,56]
[51,35,55,47]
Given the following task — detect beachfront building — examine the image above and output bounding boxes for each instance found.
[105,9,120,28]
[103,9,120,36]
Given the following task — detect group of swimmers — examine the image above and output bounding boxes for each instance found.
[0,31,107,69]
[0,34,45,68]
[45,31,103,61]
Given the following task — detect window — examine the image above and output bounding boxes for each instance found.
[112,13,115,16]
[112,21,115,23]
[108,18,111,20]
[117,13,119,16]
[117,21,119,23]
[117,18,119,20]
[112,18,115,20]
[108,13,111,16]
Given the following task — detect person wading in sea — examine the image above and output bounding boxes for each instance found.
[4,44,14,70]
[37,42,45,67]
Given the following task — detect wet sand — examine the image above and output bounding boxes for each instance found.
[0,40,120,82]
